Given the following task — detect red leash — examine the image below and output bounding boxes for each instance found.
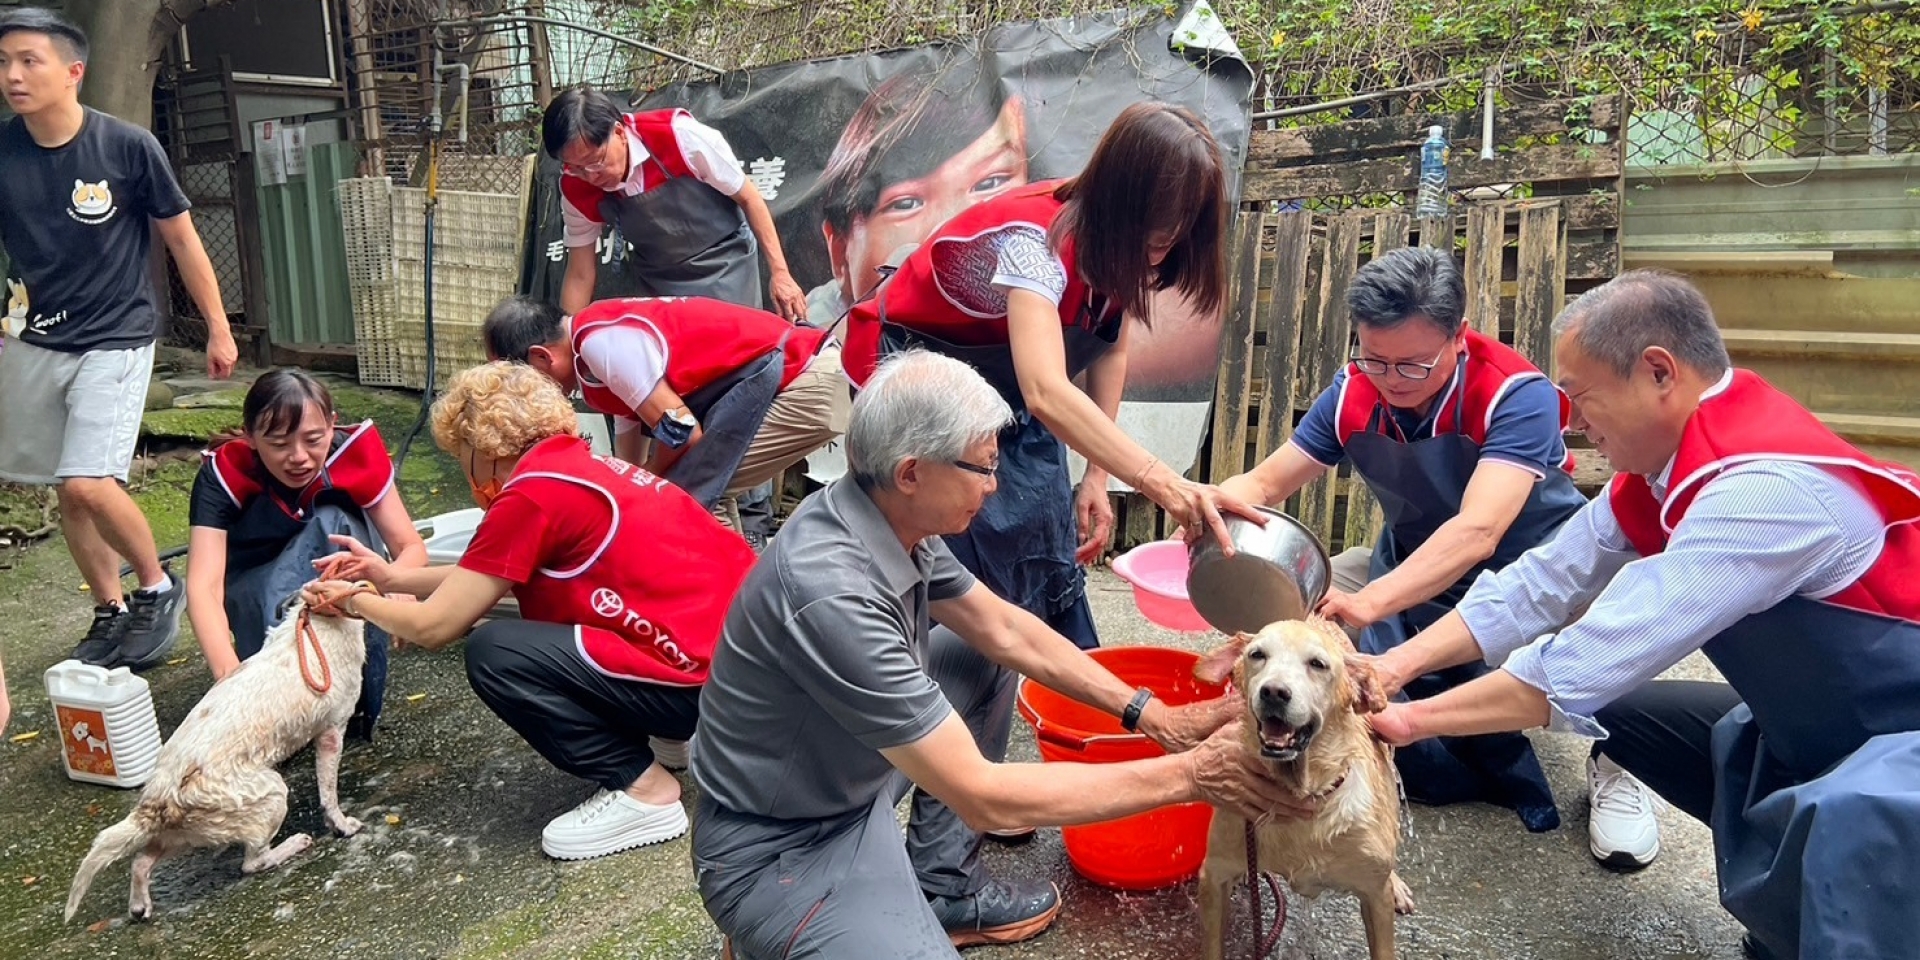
[297,556,379,695]
[1245,820,1288,960]
[1244,774,1345,959]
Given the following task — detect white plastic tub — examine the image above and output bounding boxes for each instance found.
[413,509,520,619]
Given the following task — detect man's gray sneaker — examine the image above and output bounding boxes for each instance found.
[928,876,1061,948]
[71,603,127,666]
[115,569,185,671]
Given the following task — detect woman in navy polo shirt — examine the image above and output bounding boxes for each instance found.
[184,370,426,739]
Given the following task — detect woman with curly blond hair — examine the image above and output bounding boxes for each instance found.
[304,362,757,860]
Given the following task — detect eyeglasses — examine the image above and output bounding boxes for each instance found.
[563,140,615,176]
[1349,344,1451,381]
[951,458,999,480]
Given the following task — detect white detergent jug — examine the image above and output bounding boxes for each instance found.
[43,660,162,788]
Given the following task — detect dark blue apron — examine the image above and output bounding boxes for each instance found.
[225,502,390,741]
[873,288,1119,649]
[1345,375,1586,832]
[599,153,763,309]
[659,347,786,509]
[1698,597,1920,959]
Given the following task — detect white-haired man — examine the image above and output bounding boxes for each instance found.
[690,350,1301,958]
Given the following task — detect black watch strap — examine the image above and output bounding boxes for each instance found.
[1120,687,1155,732]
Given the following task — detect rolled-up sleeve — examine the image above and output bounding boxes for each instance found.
[672,114,748,196]
[561,191,601,249]
[1457,495,1634,665]
[1497,463,1886,734]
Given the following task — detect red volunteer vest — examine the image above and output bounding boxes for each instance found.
[1334,329,1576,474]
[502,436,756,685]
[1608,369,1920,621]
[569,296,825,420]
[558,110,697,224]
[842,180,1109,388]
[205,420,393,519]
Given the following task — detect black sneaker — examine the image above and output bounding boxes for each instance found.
[114,570,185,671]
[928,877,1061,948]
[71,604,128,665]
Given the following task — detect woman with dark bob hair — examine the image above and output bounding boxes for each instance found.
[184,369,426,738]
[840,101,1260,649]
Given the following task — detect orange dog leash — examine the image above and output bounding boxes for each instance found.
[297,556,380,695]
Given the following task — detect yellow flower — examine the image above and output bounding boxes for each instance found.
[1694,27,1717,42]
[1271,30,1287,47]
[1740,7,1765,31]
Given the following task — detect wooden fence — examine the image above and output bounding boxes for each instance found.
[1108,95,1627,555]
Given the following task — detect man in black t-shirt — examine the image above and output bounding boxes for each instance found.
[0,8,237,670]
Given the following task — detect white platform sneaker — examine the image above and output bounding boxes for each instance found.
[1587,754,1660,869]
[541,789,688,861]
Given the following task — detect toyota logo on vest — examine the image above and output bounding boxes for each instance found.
[590,587,624,618]
[586,586,698,673]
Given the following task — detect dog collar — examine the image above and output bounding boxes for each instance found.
[1296,775,1346,803]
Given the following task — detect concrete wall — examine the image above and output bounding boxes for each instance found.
[1622,157,1920,470]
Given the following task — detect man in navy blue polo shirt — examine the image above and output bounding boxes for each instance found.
[1220,247,1658,864]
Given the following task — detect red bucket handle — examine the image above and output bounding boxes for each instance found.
[1016,687,1161,753]
[1016,695,1089,750]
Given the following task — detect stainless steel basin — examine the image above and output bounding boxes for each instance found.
[1185,506,1331,635]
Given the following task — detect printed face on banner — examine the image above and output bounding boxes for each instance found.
[824,97,1030,307]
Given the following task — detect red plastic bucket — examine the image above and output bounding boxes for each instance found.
[1014,646,1224,890]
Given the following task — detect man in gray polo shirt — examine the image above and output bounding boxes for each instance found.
[692,350,1301,958]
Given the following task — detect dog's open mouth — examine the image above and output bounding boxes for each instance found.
[1259,716,1318,761]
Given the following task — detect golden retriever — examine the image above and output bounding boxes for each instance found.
[1192,618,1414,960]
[65,600,368,922]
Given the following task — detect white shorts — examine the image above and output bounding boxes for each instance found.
[0,336,154,484]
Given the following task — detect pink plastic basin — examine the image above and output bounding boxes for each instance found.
[1110,540,1209,632]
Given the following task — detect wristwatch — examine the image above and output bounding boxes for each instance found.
[654,406,698,448]
[1120,687,1155,732]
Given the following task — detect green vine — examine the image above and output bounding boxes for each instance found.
[579,0,1918,162]
[1222,0,1919,161]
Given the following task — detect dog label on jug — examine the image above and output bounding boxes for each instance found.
[58,705,117,778]
[42,660,163,789]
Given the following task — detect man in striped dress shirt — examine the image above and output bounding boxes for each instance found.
[1364,269,1920,960]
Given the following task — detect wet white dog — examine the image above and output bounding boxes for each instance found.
[65,599,368,922]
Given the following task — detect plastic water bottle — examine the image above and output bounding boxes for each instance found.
[1415,125,1450,219]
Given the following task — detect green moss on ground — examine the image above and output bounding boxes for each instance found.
[454,902,551,959]
[140,406,244,442]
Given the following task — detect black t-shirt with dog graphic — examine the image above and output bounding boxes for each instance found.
[0,107,191,354]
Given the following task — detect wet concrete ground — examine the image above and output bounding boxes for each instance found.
[1,408,1747,957]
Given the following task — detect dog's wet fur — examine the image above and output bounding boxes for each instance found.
[1193,618,1414,960]
[65,599,369,922]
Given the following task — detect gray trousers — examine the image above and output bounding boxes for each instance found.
[695,625,1014,959]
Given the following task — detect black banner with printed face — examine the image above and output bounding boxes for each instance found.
[520,4,1253,472]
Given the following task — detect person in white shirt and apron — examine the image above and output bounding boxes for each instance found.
[541,86,807,322]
